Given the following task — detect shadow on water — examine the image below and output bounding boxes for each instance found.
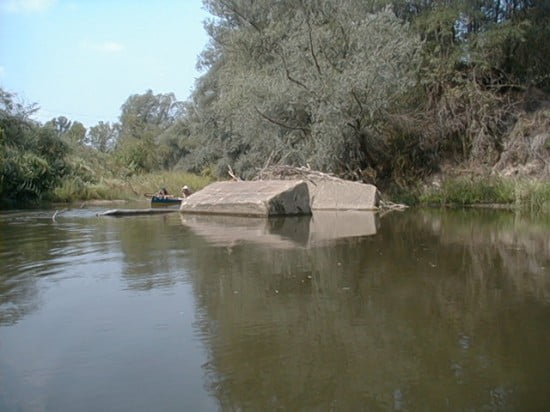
[182,209,550,411]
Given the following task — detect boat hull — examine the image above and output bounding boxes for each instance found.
[151,196,183,206]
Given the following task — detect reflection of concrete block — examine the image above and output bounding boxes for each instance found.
[306,179,379,210]
[180,211,379,249]
[180,215,301,249]
[307,211,379,245]
[180,180,311,216]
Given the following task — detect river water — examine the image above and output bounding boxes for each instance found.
[0,207,548,411]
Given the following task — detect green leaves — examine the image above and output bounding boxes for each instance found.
[2,148,54,201]
[87,121,119,152]
[1,89,71,204]
[119,90,184,141]
[188,1,422,177]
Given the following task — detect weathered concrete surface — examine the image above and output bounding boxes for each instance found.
[305,178,379,210]
[179,180,311,216]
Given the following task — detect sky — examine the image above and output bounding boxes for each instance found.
[0,0,211,127]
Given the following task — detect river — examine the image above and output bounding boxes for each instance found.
[0,207,549,411]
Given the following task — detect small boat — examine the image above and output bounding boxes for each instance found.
[151,195,183,205]
[145,193,183,206]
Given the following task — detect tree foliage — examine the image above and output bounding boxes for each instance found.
[87,121,119,152]
[1,90,70,203]
[3,0,549,204]
[44,116,87,146]
[119,89,185,141]
[183,0,422,178]
[113,90,187,174]
[175,0,550,182]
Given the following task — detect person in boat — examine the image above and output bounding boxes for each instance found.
[157,188,169,198]
[181,185,192,198]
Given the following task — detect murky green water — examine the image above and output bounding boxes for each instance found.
[0,208,549,411]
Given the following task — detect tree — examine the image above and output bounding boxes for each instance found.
[184,0,549,183]
[65,121,87,145]
[44,116,72,136]
[1,88,70,203]
[44,116,87,145]
[87,121,119,152]
[0,88,39,147]
[113,90,186,173]
[188,1,421,177]
[118,89,185,142]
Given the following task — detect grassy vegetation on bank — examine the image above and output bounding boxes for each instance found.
[50,172,550,214]
[49,171,214,203]
[390,177,550,213]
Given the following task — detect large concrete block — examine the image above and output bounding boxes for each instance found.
[180,180,311,216]
[306,179,379,210]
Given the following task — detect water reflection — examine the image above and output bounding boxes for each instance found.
[180,210,379,248]
[0,209,548,411]
[0,211,100,325]
[0,210,215,412]
[115,215,188,290]
[185,209,550,410]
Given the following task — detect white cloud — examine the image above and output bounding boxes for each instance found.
[0,0,57,13]
[96,41,125,53]
[80,40,125,54]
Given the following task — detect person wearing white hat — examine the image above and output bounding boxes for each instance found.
[181,185,192,198]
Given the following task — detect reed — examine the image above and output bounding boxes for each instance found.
[415,177,550,212]
[49,171,214,203]
[121,171,214,199]
[50,178,115,202]
[514,179,550,213]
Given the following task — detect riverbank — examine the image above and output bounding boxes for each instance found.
[7,169,548,214]
[49,173,550,213]
[48,171,214,204]
[389,176,550,213]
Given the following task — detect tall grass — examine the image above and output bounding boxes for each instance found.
[514,179,550,213]
[415,177,550,212]
[122,171,214,199]
[49,171,214,203]
[50,178,116,202]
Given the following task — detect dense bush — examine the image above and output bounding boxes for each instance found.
[1,91,71,204]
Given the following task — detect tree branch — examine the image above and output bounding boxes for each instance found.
[254,106,309,135]
[306,18,322,75]
[351,90,364,115]
[276,51,310,91]
[219,0,261,32]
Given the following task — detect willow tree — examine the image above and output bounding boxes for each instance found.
[112,90,186,173]
[87,121,120,153]
[190,0,421,178]
[185,0,549,182]
[118,90,185,142]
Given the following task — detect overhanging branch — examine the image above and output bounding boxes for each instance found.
[254,106,309,136]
